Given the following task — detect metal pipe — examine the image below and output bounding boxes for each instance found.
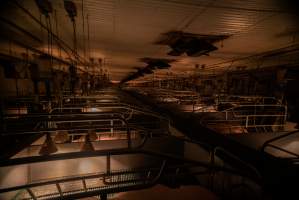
[261,130,299,153]
[0,16,42,43]
[0,34,71,66]
[2,125,131,136]
[82,179,87,192]
[265,144,299,158]
[106,154,111,175]
[213,146,261,180]
[26,188,37,200]
[11,0,88,66]
[56,183,63,197]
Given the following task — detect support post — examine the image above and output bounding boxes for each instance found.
[56,183,63,197]
[26,188,37,200]
[106,154,111,175]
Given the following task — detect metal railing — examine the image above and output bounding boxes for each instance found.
[216,95,278,106]
[1,162,166,200]
[202,104,287,134]
[0,133,264,199]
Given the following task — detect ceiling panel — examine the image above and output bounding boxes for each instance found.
[0,0,298,81]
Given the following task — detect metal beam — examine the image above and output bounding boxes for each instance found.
[0,33,71,66]
[11,0,89,66]
[0,145,258,183]
[0,16,42,43]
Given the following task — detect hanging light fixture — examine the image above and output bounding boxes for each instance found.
[80,134,95,152]
[39,133,58,155]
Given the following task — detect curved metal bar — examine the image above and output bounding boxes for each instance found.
[2,125,128,136]
[0,131,151,167]
[149,160,167,184]
[46,160,167,200]
[265,144,299,158]
[4,112,125,118]
[8,103,169,125]
[261,130,299,152]
[52,101,168,121]
[0,150,262,200]
[142,149,260,183]
[261,130,299,160]
[213,146,262,180]
[0,139,261,184]
[0,163,193,195]
[0,162,168,199]
[1,122,162,138]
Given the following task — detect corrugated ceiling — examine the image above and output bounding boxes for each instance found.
[0,0,298,81]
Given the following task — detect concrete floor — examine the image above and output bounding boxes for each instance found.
[80,185,218,200]
[114,185,218,200]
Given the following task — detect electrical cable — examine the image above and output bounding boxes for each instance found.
[160,0,292,14]
[11,0,88,66]
[81,0,86,60]
[54,9,62,69]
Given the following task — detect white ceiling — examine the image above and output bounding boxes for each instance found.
[1,0,298,81]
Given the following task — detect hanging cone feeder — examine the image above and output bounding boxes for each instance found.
[88,129,98,141]
[39,133,58,155]
[80,134,95,152]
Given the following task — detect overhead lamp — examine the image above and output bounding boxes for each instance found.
[80,134,95,152]
[54,131,69,143]
[39,133,58,155]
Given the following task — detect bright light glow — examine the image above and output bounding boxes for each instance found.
[91,107,98,112]
[82,107,102,112]
[6,107,27,115]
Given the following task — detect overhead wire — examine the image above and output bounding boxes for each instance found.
[87,14,91,67]
[11,0,88,67]
[153,0,286,75]
[160,0,293,14]
[204,43,299,72]
[180,0,216,31]
[81,0,86,59]
[54,9,62,70]
[123,0,216,83]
